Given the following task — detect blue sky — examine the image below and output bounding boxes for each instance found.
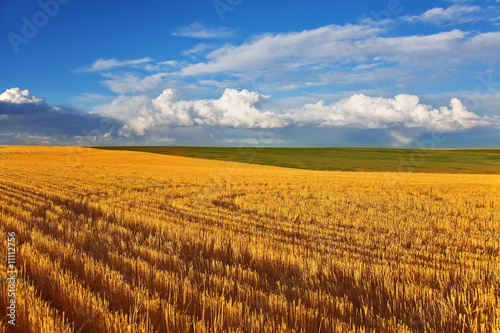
[1,0,499,147]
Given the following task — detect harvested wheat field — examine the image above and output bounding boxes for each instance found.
[1,146,499,332]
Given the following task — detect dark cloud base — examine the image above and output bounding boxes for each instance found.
[0,101,123,145]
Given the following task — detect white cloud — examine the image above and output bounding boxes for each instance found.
[95,88,496,136]
[461,31,500,61]
[290,94,491,132]
[78,24,499,96]
[83,57,153,72]
[420,89,500,116]
[0,88,44,104]
[363,29,467,55]
[404,5,481,25]
[179,24,498,80]
[390,131,413,145]
[180,24,380,76]
[94,94,152,121]
[123,88,285,135]
[172,23,235,39]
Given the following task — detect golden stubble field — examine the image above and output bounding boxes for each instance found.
[0,146,499,332]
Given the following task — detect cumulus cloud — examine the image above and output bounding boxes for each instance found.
[95,94,153,121]
[0,87,44,104]
[172,23,235,39]
[404,5,481,25]
[95,88,495,136]
[290,94,491,132]
[117,88,285,135]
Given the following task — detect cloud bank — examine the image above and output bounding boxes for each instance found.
[290,94,490,131]
[2,87,498,146]
[95,88,496,136]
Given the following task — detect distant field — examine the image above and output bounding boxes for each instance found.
[96,146,500,174]
[1,146,499,332]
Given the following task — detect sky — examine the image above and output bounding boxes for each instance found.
[0,0,499,147]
